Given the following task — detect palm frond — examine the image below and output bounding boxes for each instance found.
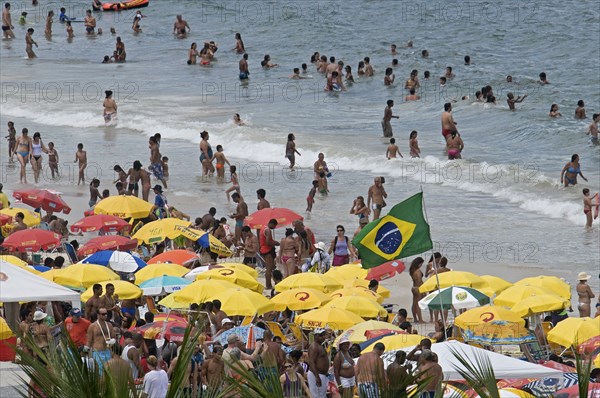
[449,346,500,398]
[574,349,593,398]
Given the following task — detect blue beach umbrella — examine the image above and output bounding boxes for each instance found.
[138,275,191,296]
[82,250,146,273]
[31,265,51,272]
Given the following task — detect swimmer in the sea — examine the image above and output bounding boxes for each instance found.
[382,100,399,138]
[290,68,307,79]
[3,3,15,39]
[405,88,420,101]
[446,131,464,160]
[173,15,190,36]
[549,103,562,118]
[239,53,249,80]
[539,72,549,84]
[25,28,37,58]
[409,130,420,158]
[213,145,230,180]
[187,42,198,65]
[587,113,599,144]
[582,188,598,229]
[384,67,395,86]
[506,92,527,111]
[233,113,245,126]
[441,102,458,141]
[386,138,402,159]
[575,100,586,119]
[84,9,96,35]
[74,143,87,185]
[445,66,455,79]
[285,133,301,169]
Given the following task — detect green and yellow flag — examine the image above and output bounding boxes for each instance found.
[352,192,432,268]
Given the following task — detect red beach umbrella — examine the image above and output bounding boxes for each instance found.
[2,229,62,252]
[70,214,131,233]
[365,260,405,281]
[579,335,600,354]
[136,319,189,343]
[77,235,138,257]
[12,189,71,214]
[244,208,303,229]
[0,214,10,226]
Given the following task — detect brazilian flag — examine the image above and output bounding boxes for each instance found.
[352,192,432,268]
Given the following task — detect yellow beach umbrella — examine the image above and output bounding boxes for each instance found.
[334,320,402,345]
[271,287,332,311]
[330,287,384,304]
[0,207,41,227]
[94,195,153,219]
[135,263,189,285]
[157,293,185,309]
[510,294,570,317]
[216,263,259,279]
[81,280,142,301]
[296,306,364,330]
[23,266,41,275]
[547,317,600,348]
[494,285,556,308]
[419,271,492,296]
[131,218,192,244]
[480,275,513,295]
[0,255,27,267]
[0,317,14,340]
[454,306,525,329]
[496,388,536,398]
[326,264,368,281]
[515,276,571,299]
[196,268,264,293]
[345,279,391,299]
[324,296,388,318]
[362,333,427,353]
[211,287,274,316]
[275,273,343,293]
[167,279,241,307]
[53,263,119,289]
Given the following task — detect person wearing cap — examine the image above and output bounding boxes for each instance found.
[307,328,329,397]
[333,337,355,397]
[65,308,91,351]
[576,271,595,317]
[29,310,52,358]
[356,342,386,398]
[416,349,443,398]
[152,185,168,219]
[259,218,279,289]
[213,317,234,338]
[310,242,331,273]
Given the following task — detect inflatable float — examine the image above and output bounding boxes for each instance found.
[99,0,149,11]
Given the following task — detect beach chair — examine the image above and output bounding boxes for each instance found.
[62,242,78,264]
[520,341,551,363]
[265,321,297,346]
[240,316,254,326]
[145,296,159,315]
[542,322,572,356]
[288,323,309,350]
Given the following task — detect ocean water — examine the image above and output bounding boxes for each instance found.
[1,0,599,273]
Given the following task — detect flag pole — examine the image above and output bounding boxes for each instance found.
[420,187,448,340]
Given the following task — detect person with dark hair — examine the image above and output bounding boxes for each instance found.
[399,321,413,333]
[25,27,37,58]
[212,299,228,329]
[575,99,586,119]
[278,228,299,277]
[387,350,410,397]
[382,99,399,138]
[539,72,549,84]
[241,226,259,267]
[103,90,118,125]
[256,188,270,210]
[591,368,600,382]
[329,225,355,267]
[230,192,248,245]
[561,154,587,187]
[363,56,373,77]
[407,338,432,362]
[239,53,249,80]
[368,279,379,293]
[356,342,385,396]
[464,55,470,65]
[417,349,443,397]
[260,219,279,289]
[446,129,464,160]
[10,212,27,234]
[85,283,103,318]
[409,258,425,323]
[285,133,301,170]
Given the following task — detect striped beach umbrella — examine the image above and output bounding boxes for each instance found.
[82,250,146,273]
[418,286,490,311]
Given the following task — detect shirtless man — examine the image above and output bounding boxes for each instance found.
[363,57,374,77]
[382,100,399,138]
[241,226,259,267]
[405,88,420,101]
[84,10,96,35]
[446,131,464,160]
[583,188,598,229]
[86,307,116,374]
[307,328,330,398]
[135,160,151,201]
[173,14,190,36]
[313,153,328,179]
[202,345,225,392]
[2,3,14,39]
[587,113,599,144]
[239,53,249,80]
[441,102,458,141]
[506,92,527,111]
[6,121,16,162]
[367,177,387,220]
[325,56,338,77]
[417,350,443,398]
[100,283,119,322]
[45,10,53,36]
[256,189,270,210]
[74,143,87,185]
[10,212,27,234]
[261,329,286,370]
[85,284,103,318]
[356,342,386,397]
[575,100,586,119]
[286,133,301,169]
[25,28,38,58]
[230,193,248,245]
[386,138,402,159]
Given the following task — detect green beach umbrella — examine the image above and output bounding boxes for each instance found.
[418,286,490,311]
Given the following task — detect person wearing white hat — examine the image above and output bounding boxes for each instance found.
[30,311,52,359]
[576,272,595,317]
[333,336,355,397]
[309,242,331,273]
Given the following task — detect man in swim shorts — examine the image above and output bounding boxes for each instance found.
[84,10,96,34]
[441,102,458,140]
[382,100,399,138]
[367,177,387,220]
[2,3,14,39]
[239,53,249,80]
[230,193,248,246]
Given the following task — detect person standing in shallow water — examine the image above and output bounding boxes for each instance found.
[103,90,117,125]
[285,133,301,169]
[382,100,399,138]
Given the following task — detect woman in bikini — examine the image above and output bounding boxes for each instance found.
[199,42,213,66]
[582,188,598,228]
[187,42,198,65]
[576,272,595,317]
[103,90,117,125]
[409,257,425,323]
[350,196,369,225]
[225,165,240,201]
[333,338,356,398]
[278,228,299,278]
[115,37,126,62]
[233,32,245,54]
[561,154,588,187]
[199,130,214,176]
[16,128,32,184]
[31,132,48,184]
[409,130,420,158]
[446,131,464,160]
